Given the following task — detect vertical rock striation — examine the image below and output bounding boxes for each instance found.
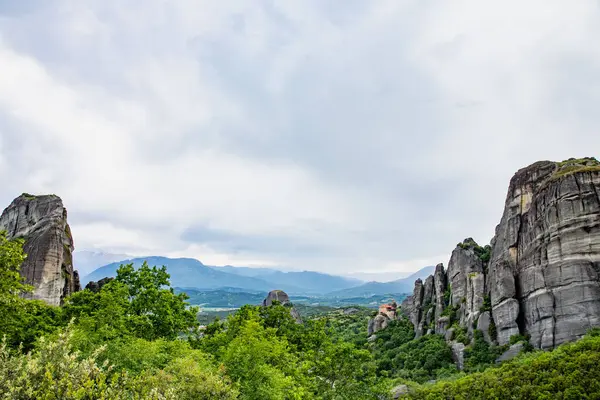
[0,194,80,306]
[488,158,600,348]
[400,158,600,350]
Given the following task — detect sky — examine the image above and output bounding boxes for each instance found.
[0,1,599,275]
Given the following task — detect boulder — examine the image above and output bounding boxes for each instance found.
[85,277,114,293]
[263,290,302,323]
[392,384,409,399]
[372,314,389,333]
[496,343,524,363]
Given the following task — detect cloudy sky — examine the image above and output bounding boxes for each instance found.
[0,1,599,275]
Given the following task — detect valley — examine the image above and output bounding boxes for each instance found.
[1,158,600,399]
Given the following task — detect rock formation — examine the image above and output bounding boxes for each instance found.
[488,158,600,348]
[400,158,600,350]
[85,277,114,293]
[263,289,303,323]
[0,194,80,306]
[367,301,398,336]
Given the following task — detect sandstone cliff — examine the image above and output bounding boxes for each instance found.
[488,158,600,348]
[400,158,600,350]
[0,194,80,306]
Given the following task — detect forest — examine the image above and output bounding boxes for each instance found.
[1,232,600,399]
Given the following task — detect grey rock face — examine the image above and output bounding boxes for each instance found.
[401,278,426,335]
[433,263,447,322]
[263,290,303,323]
[476,311,493,344]
[436,316,450,336]
[367,318,375,336]
[423,276,434,308]
[85,277,114,293]
[400,157,600,354]
[263,289,291,306]
[496,343,524,363]
[447,241,485,331]
[0,194,80,306]
[450,342,465,371]
[488,159,600,348]
[372,314,389,333]
[392,384,409,399]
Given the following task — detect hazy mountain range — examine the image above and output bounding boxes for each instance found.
[327,265,436,297]
[74,250,133,276]
[79,251,433,296]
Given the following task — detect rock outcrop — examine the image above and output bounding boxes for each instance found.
[0,194,80,306]
[263,290,303,323]
[488,158,600,348]
[368,301,398,335]
[85,277,114,293]
[400,158,600,350]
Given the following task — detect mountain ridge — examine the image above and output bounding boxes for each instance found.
[84,256,429,296]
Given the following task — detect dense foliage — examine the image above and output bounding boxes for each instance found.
[0,235,389,399]
[321,307,372,347]
[410,330,600,399]
[4,233,600,399]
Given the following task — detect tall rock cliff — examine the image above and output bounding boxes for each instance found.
[401,158,600,350]
[488,158,600,348]
[0,194,80,306]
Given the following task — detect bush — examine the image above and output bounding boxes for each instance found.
[410,332,600,399]
[0,325,239,400]
[381,334,455,383]
[464,330,505,371]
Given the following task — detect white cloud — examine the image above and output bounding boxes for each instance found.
[1,1,599,275]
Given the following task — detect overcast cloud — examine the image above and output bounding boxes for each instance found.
[1,1,599,274]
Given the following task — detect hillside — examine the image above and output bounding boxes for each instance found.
[73,250,132,277]
[227,269,362,293]
[84,256,366,295]
[328,265,435,297]
[83,256,306,293]
[85,256,372,295]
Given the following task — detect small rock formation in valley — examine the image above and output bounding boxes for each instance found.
[367,301,398,336]
[263,289,303,323]
[0,194,80,306]
[85,277,114,293]
[398,157,600,353]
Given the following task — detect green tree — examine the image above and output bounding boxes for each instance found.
[0,231,29,298]
[63,261,199,347]
[0,231,64,350]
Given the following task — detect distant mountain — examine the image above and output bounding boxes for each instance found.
[176,288,266,308]
[83,256,306,293]
[211,265,282,278]
[343,271,412,282]
[212,266,362,294]
[73,250,133,276]
[327,266,436,297]
[84,256,433,296]
[255,270,362,293]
